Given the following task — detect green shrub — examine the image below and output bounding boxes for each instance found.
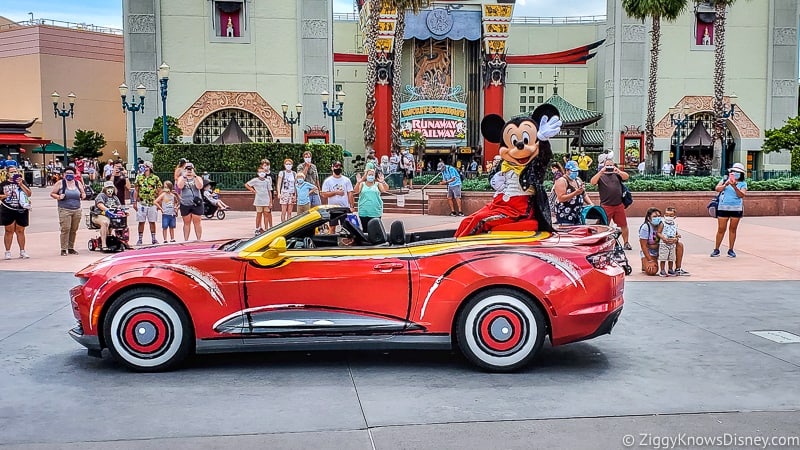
[151,143,344,174]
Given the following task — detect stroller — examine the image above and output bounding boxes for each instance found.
[581,205,633,275]
[87,207,130,252]
[202,180,226,220]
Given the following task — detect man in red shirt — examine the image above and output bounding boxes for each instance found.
[675,159,684,175]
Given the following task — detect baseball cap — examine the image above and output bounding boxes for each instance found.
[103,181,115,189]
[564,161,579,172]
[331,161,343,169]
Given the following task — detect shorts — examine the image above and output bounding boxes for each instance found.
[403,170,415,180]
[640,248,659,259]
[601,203,628,227]
[179,203,204,217]
[92,214,110,228]
[0,205,29,227]
[136,204,159,222]
[255,205,270,213]
[447,185,462,199]
[162,214,176,229]
[658,242,676,262]
[716,210,743,218]
[279,192,295,205]
[297,203,311,213]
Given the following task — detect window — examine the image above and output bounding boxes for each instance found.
[691,2,715,51]
[528,96,535,103]
[537,96,544,103]
[519,96,526,103]
[193,108,272,144]
[211,1,250,43]
[519,106,526,113]
[520,86,527,93]
[335,84,344,121]
[537,86,544,94]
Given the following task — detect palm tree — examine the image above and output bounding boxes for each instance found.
[708,0,740,176]
[362,0,427,152]
[622,0,688,172]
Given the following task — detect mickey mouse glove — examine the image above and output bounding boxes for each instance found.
[537,115,562,141]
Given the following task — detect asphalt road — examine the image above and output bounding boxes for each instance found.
[1,272,799,449]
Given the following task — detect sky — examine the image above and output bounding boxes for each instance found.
[2,0,608,29]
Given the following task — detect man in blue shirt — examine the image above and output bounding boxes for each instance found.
[4,155,18,169]
[439,163,463,216]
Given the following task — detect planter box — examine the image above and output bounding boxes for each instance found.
[426,191,800,217]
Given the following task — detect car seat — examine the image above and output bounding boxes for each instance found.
[367,218,388,245]
[389,220,406,245]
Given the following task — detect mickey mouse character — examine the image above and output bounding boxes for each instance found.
[455,104,561,237]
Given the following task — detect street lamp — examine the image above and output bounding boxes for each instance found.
[720,94,737,175]
[158,62,170,144]
[669,103,691,170]
[321,90,345,144]
[281,102,302,143]
[119,83,147,172]
[51,91,76,166]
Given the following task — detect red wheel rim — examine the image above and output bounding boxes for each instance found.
[122,311,168,354]
[478,309,523,352]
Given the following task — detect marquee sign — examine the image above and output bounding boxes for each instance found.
[400,100,467,147]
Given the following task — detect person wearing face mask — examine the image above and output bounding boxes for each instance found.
[400,149,416,190]
[656,206,681,276]
[259,159,277,204]
[1,167,33,259]
[321,161,355,229]
[176,162,204,241]
[245,169,273,234]
[711,162,748,258]
[354,168,389,232]
[276,159,296,222]
[50,168,86,255]
[590,158,632,250]
[294,172,319,214]
[553,161,593,226]
[638,207,662,275]
[92,181,127,251]
[154,180,179,243]
[295,151,321,207]
[577,151,592,181]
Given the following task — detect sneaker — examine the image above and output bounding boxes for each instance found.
[457,212,464,216]
[449,211,457,216]
[61,250,68,256]
[623,243,633,251]
[727,249,737,258]
[151,239,159,245]
[68,249,79,255]
[674,268,691,276]
[658,270,667,277]
[710,249,720,257]
[170,239,176,243]
[19,251,30,259]
[4,251,11,260]
[136,238,143,246]
[667,270,676,277]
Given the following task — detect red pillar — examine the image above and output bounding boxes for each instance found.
[483,84,504,165]
[374,83,392,159]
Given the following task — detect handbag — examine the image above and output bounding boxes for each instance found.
[707,193,720,217]
[621,183,633,209]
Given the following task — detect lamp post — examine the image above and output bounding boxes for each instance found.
[719,94,737,176]
[158,62,170,144]
[669,103,691,169]
[51,91,76,166]
[119,83,147,172]
[320,90,345,144]
[281,102,302,143]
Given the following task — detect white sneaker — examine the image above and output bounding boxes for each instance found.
[4,251,11,260]
[19,250,30,259]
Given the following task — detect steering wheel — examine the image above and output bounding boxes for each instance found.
[303,237,315,249]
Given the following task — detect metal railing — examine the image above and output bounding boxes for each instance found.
[420,172,443,216]
[0,18,123,35]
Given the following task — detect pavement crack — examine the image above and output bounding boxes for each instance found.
[0,304,68,344]
[631,300,800,369]
[347,359,376,450]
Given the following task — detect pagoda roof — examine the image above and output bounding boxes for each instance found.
[570,128,604,148]
[545,93,602,127]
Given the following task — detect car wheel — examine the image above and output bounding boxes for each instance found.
[216,210,225,220]
[456,288,546,372]
[103,288,193,372]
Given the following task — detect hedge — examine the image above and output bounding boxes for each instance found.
[151,143,344,174]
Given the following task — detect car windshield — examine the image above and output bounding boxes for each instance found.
[222,213,313,252]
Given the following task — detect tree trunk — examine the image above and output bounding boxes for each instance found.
[712,2,727,176]
[391,11,406,153]
[362,0,381,149]
[645,16,660,172]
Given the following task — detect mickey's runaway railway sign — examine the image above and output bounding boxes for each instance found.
[400,100,468,147]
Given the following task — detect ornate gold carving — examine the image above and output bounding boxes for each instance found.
[653,96,760,138]
[177,91,291,138]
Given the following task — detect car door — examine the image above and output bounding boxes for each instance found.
[241,246,417,336]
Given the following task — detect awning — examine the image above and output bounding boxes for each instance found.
[33,142,70,154]
[681,122,713,148]
[212,118,252,144]
[0,134,51,145]
[570,129,604,148]
[343,149,353,157]
[404,10,481,41]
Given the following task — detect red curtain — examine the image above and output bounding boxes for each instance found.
[219,11,240,37]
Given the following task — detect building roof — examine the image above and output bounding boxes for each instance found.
[682,121,713,148]
[570,128,604,148]
[545,92,602,127]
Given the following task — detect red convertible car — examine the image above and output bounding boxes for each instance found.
[69,206,624,372]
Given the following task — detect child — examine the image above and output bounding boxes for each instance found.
[656,206,681,276]
[295,172,319,214]
[203,183,230,210]
[154,180,178,243]
[245,169,273,234]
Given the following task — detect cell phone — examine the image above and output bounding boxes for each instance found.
[729,172,736,183]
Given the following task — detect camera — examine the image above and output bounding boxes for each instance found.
[605,166,615,172]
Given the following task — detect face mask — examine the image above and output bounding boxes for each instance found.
[366,175,375,182]
[285,164,292,171]
[258,172,266,178]
[304,157,312,164]
[297,179,305,185]
[333,168,342,175]
[65,174,75,181]
[651,217,662,225]
[735,173,742,180]
[568,172,578,180]
[264,165,270,171]
[663,217,675,225]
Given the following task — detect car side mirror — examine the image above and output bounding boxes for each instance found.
[264,236,287,258]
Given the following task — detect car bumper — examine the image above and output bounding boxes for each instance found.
[68,323,102,351]
[571,306,623,343]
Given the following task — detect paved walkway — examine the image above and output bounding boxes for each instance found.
[1,188,798,281]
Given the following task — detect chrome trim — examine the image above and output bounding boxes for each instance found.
[196,334,452,354]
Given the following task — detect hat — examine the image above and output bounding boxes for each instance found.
[729,162,746,173]
[331,161,343,169]
[102,181,115,190]
[144,160,153,169]
[564,161,579,172]
[185,162,194,169]
[493,155,502,161]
